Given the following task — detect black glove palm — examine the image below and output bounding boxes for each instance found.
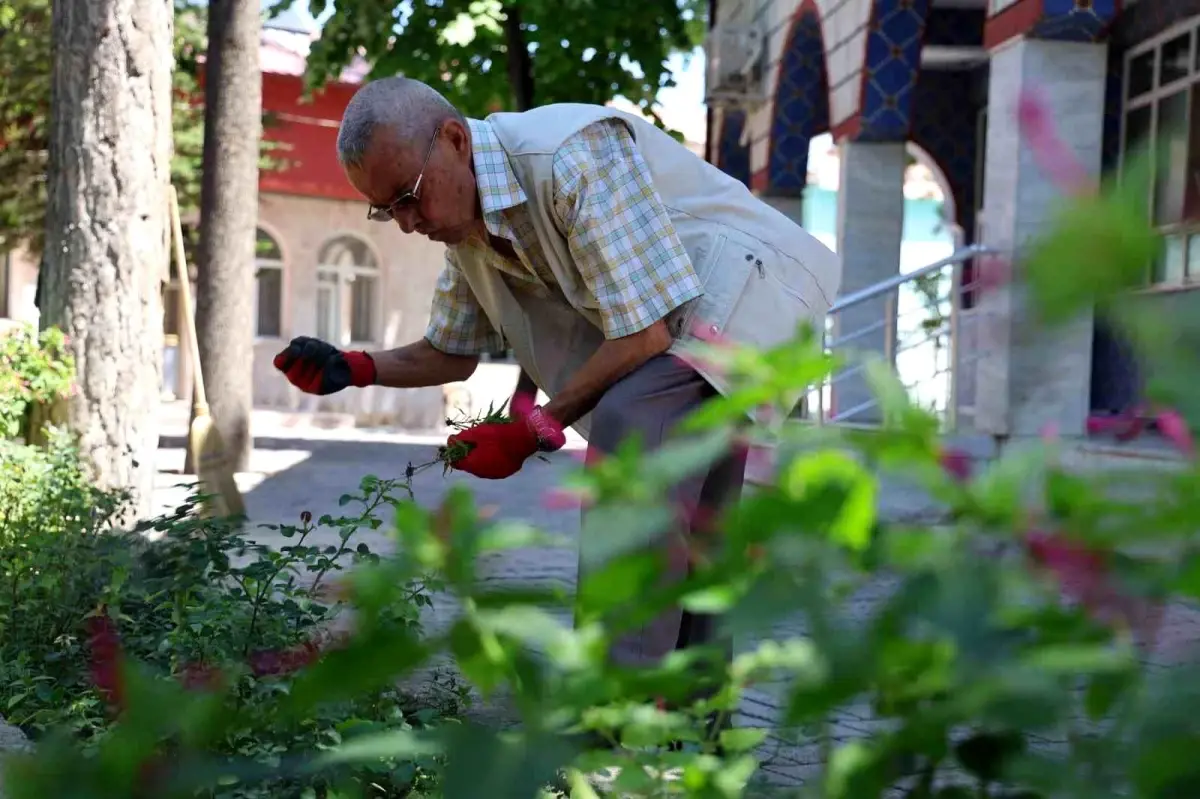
[272,336,375,395]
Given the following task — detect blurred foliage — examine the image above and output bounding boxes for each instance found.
[285,0,706,131]
[8,98,1200,799]
[0,0,285,258]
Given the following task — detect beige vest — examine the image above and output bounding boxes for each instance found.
[454,104,842,439]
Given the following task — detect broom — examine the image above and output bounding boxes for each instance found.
[169,186,246,519]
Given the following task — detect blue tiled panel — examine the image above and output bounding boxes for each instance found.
[1030,0,1118,41]
[857,0,932,142]
[717,110,751,187]
[767,9,829,196]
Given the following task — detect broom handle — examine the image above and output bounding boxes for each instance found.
[168,186,210,412]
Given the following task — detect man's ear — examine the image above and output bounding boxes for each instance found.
[442,119,471,158]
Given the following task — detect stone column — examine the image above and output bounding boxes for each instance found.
[974,38,1106,438]
[760,196,805,227]
[832,140,907,423]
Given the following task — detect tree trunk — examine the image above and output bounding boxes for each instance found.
[503,5,535,112]
[39,0,174,520]
[193,0,262,472]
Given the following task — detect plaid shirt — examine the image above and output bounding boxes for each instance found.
[424,117,703,355]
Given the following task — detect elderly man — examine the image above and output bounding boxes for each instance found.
[273,77,841,673]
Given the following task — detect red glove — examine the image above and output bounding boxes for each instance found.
[273,336,375,395]
[449,406,565,480]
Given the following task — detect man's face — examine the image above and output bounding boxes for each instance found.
[345,119,480,246]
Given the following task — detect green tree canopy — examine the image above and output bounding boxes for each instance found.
[291,0,706,124]
[0,0,209,255]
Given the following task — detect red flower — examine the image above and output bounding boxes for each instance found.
[86,612,125,712]
[178,661,223,692]
[938,448,973,483]
[1024,529,1162,647]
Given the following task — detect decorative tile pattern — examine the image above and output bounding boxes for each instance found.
[857,0,932,142]
[717,110,751,187]
[767,8,830,196]
[910,68,980,239]
[1111,0,1200,48]
[924,7,984,48]
[1029,0,1119,41]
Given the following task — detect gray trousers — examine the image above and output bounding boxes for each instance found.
[582,354,748,668]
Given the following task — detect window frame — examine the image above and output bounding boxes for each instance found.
[1121,16,1200,291]
[253,227,286,340]
[315,234,381,348]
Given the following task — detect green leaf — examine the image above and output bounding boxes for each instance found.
[779,450,877,551]
[441,725,577,799]
[578,503,676,568]
[1023,146,1161,325]
[309,728,444,768]
[718,726,768,753]
[1019,643,1135,675]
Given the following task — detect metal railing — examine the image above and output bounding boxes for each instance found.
[806,244,1001,430]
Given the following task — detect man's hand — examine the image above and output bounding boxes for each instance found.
[273,336,376,395]
[449,406,566,480]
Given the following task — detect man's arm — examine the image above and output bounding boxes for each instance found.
[542,322,672,427]
[542,119,703,429]
[370,252,503,388]
[367,338,479,388]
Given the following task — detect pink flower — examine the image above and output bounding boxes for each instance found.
[971,255,1013,295]
[672,319,734,380]
[1017,90,1096,196]
[1155,409,1195,458]
[938,448,973,483]
[1024,529,1162,648]
[541,487,590,510]
[1087,409,1147,441]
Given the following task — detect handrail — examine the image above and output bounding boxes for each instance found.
[828,244,1000,315]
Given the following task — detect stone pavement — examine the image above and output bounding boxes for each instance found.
[150,418,1200,790]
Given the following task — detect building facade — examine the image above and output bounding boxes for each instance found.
[705,0,1200,441]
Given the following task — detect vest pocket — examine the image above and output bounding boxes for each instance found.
[691,233,820,352]
[686,233,752,338]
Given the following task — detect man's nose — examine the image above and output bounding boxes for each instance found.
[393,208,419,235]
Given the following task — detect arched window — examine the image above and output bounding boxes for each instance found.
[255,228,284,338]
[316,235,379,345]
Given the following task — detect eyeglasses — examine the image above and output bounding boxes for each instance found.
[366,125,442,222]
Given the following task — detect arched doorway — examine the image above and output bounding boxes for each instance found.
[765,0,830,197]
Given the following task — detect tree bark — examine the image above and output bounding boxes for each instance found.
[39,0,174,520]
[503,5,535,112]
[193,0,262,472]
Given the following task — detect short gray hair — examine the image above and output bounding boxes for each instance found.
[336,77,465,168]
